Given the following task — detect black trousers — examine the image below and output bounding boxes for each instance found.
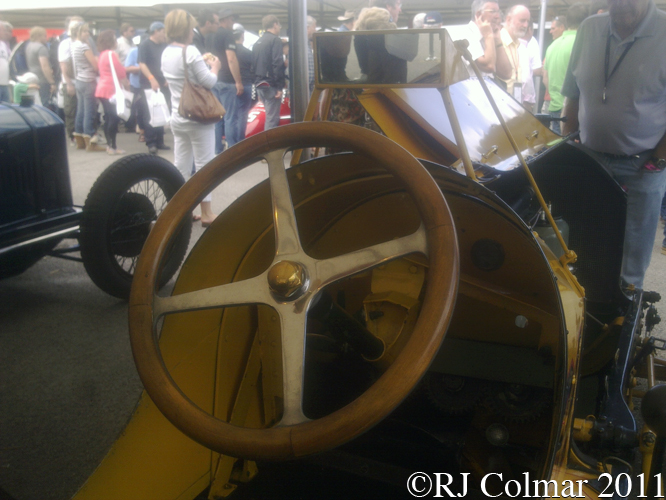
[100,98,119,149]
[134,86,169,148]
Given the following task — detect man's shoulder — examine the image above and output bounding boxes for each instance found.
[500,28,512,46]
[215,27,233,40]
[576,13,610,39]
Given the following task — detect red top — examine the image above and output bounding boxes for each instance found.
[95,50,127,99]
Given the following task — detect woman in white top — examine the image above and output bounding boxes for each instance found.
[161,9,221,226]
[71,22,104,151]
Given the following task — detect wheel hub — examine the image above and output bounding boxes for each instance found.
[267,260,308,300]
[110,192,156,257]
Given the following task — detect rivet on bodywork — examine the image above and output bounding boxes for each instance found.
[515,315,528,328]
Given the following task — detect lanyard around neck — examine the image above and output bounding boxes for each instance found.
[603,32,635,104]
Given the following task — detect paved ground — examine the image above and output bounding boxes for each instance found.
[1,128,666,500]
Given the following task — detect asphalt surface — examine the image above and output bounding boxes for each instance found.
[1,128,666,500]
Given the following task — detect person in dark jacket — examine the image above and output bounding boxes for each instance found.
[252,15,285,130]
[193,10,218,56]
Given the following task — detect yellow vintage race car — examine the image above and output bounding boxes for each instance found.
[73,29,666,499]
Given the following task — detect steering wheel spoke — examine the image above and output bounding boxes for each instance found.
[153,273,271,319]
[274,306,311,426]
[314,224,428,290]
[265,148,302,257]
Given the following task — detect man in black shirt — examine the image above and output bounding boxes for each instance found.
[252,15,285,131]
[193,10,218,55]
[212,9,244,153]
[138,21,169,154]
[230,24,254,145]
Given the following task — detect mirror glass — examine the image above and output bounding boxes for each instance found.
[316,30,444,86]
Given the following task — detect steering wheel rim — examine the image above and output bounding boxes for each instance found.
[129,121,459,460]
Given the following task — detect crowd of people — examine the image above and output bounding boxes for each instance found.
[1,0,665,288]
[0,10,291,226]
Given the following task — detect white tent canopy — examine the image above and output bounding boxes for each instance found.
[0,0,617,31]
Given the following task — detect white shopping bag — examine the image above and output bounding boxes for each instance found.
[108,51,133,121]
[144,88,170,128]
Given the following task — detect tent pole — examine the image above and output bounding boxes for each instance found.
[534,0,548,114]
[288,0,309,123]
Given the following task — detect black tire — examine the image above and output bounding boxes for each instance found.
[79,154,192,299]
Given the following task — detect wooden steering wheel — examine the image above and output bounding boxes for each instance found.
[129,121,459,460]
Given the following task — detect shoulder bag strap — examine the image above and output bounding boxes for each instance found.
[182,45,192,85]
[109,51,123,91]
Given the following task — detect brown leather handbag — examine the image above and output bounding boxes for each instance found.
[178,46,226,124]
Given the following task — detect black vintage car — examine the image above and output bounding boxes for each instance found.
[0,101,191,299]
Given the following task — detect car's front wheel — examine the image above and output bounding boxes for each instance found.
[79,154,192,300]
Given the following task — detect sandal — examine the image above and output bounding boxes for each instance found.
[201,216,217,228]
[138,133,145,142]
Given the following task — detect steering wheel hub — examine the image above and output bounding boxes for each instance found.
[267,260,308,300]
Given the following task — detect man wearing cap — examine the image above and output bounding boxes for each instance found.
[338,11,355,31]
[453,0,511,82]
[252,15,285,131]
[423,12,443,28]
[138,21,169,154]
[212,8,244,153]
[542,4,586,133]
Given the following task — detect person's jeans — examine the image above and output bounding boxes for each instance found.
[549,109,562,135]
[63,89,77,139]
[74,80,97,136]
[257,86,281,131]
[591,149,666,288]
[226,84,253,148]
[215,81,245,151]
[0,85,10,102]
[212,82,227,154]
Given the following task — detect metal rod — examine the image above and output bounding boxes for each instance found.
[453,39,579,275]
[440,87,477,181]
[0,226,79,256]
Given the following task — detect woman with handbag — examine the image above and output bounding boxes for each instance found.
[95,30,129,155]
[162,9,221,226]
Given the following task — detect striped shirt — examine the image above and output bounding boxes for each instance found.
[71,40,97,82]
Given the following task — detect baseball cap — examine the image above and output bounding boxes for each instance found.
[148,21,164,33]
[423,12,443,25]
[337,10,355,22]
[233,23,245,36]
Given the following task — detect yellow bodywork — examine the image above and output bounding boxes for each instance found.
[74,149,587,499]
[73,28,651,500]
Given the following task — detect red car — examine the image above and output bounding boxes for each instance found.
[245,95,291,138]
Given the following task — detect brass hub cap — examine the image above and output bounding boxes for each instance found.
[267,260,308,300]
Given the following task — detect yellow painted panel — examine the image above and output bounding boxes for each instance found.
[72,329,219,500]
